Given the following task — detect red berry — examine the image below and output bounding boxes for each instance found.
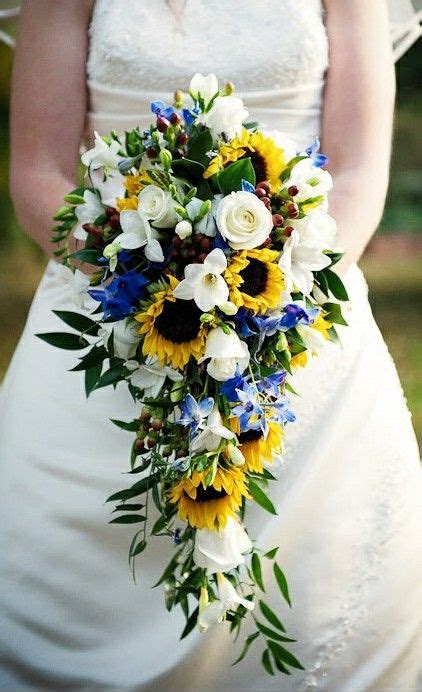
[140,409,151,422]
[151,419,163,431]
[177,132,189,146]
[272,213,284,227]
[172,235,182,247]
[170,112,182,126]
[146,437,156,449]
[109,213,121,230]
[146,146,157,159]
[105,207,115,217]
[284,226,294,237]
[288,185,299,197]
[261,196,271,209]
[197,252,208,263]
[287,202,299,218]
[187,248,197,259]
[135,439,145,454]
[259,181,271,194]
[199,236,212,251]
[255,187,267,199]
[157,116,170,132]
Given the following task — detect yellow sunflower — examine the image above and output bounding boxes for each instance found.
[225,248,284,314]
[168,467,251,530]
[116,196,138,211]
[135,275,206,369]
[237,421,284,473]
[204,129,286,192]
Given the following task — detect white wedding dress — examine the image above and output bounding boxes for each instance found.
[0,1,421,689]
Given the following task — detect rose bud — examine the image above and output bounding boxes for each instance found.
[177,132,189,146]
[146,146,157,159]
[272,213,284,227]
[288,185,299,197]
[287,202,299,218]
[258,181,271,194]
[170,111,182,126]
[156,116,170,132]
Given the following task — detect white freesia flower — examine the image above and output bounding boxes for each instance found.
[284,157,332,204]
[197,95,248,140]
[185,197,217,236]
[296,323,327,355]
[279,230,331,296]
[124,356,182,398]
[98,319,140,360]
[191,406,236,453]
[103,242,121,272]
[90,167,125,207]
[190,72,219,104]
[193,517,252,574]
[114,210,164,262]
[172,248,229,312]
[55,265,96,312]
[227,442,245,466]
[287,210,337,250]
[73,190,104,241]
[138,185,179,229]
[81,131,120,171]
[262,129,298,163]
[216,191,273,250]
[200,327,250,381]
[198,572,254,631]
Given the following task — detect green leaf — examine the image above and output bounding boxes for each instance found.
[264,547,279,560]
[322,302,348,326]
[130,539,147,556]
[85,361,102,397]
[171,158,205,179]
[187,128,213,166]
[256,621,295,642]
[113,503,144,512]
[267,641,304,671]
[232,631,260,665]
[259,600,286,632]
[151,514,168,535]
[273,563,292,607]
[94,364,125,390]
[324,268,349,301]
[251,553,265,592]
[109,514,147,524]
[217,158,256,194]
[53,310,99,335]
[36,332,89,350]
[180,606,199,640]
[248,479,277,516]
[67,248,103,265]
[70,345,108,371]
[262,649,275,676]
[153,552,181,588]
[105,472,159,504]
[110,418,140,432]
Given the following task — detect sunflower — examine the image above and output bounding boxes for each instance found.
[225,248,284,314]
[238,421,284,474]
[116,196,138,211]
[135,275,206,369]
[204,129,286,192]
[168,466,251,530]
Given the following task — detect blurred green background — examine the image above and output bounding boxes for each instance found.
[0,27,421,447]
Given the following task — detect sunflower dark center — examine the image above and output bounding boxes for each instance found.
[239,258,269,297]
[154,298,201,343]
[248,151,268,184]
[195,485,228,502]
[238,429,264,444]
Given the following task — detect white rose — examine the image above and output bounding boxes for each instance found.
[288,210,337,250]
[284,157,332,204]
[193,517,253,574]
[189,72,219,104]
[138,185,179,228]
[216,191,273,250]
[197,95,248,140]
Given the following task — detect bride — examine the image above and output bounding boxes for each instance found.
[0,0,421,689]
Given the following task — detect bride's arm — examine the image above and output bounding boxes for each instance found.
[322,0,396,273]
[9,0,94,256]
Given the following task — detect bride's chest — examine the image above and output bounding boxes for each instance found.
[87,0,329,92]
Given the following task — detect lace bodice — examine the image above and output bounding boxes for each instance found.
[87,0,328,93]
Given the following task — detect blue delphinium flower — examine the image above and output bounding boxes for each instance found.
[232,383,265,432]
[241,179,255,193]
[231,307,257,338]
[257,371,287,398]
[220,368,248,402]
[306,137,328,168]
[151,100,176,120]
[272,394,296,425]
[182,104,200,126]
[212,230,230,252]
[277,303,320,331]
[177,394,214,434]
[89,270,149,321]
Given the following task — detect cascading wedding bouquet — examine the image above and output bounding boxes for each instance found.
[37,73,349,676]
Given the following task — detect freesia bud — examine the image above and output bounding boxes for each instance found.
[224,81,235,96]
[200,313,215,323]
[159,148,173,170]
[218,301,238,316]
[175,220,193,239]
[194,199,212,223]
[227,443,245,466]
